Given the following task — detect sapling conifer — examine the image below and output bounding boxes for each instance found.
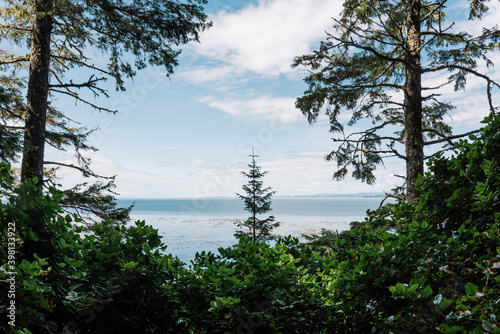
[235,148,280,244]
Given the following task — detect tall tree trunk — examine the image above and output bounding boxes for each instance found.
[21,0,54,187]
[404,0,424,203]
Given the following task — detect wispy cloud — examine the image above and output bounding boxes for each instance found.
[181,0,344,82]
[176,65,247,86]
[48,147,396,198]
[262,151,403,196]
[197,95,302,123]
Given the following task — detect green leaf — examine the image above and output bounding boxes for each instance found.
[72,260,83,268]
[419,285,433,298]
[436,298,453,311]
[408,283,419,293]
[124,261,139,269]
[465,282,479,295]
[395,283,406,293]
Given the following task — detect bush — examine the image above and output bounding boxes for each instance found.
[304,112,500,333]
[1,112,498,333]
[166,236,334,333]
[0,162,183,333]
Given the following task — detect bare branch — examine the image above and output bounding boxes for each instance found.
[0,24,31,32]
[49,75,109,97]
[50,55,112,76]
[356,148,406,160]
[44,161,115,180]
[423,129,481,146]
[49,89,117,113]
[379,191,404,206]
[0,55,30,65]
[424,64,500,114]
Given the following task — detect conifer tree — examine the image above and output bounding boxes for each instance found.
[235,149,279,244]
[0,0,211,221]
[293,0,500,203]
[0,84,23,162]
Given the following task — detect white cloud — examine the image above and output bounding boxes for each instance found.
[47,147,399,199]
[263,151,402,196]
[183,0,343,82]
[197,95,302,123]
[416,4,500,129]
[176,65,246,86]
[47,150,236,198]
[421,51,500,129]
[453,2,500,35]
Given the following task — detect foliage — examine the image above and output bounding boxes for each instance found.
[235,149,280,243]
[304,112,500,333]
[0,84,23,162]
[0,163,332,333]
[165,236,334,333]
[1,112,499,333]
[0,161,183,333]
[293,0,500,201]
[0,0,211,222]
[411,112,500,235]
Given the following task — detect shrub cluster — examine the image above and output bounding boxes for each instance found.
[0,113,499,333]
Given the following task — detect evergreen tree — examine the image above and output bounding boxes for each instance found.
[0,0,211,221]
[293,0,500,203]
[0,84,23,162]
[235,149,279,244]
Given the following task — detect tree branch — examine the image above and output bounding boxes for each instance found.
[49,89,117,113]
[49,75,109,97]
[424,64,499,114]
[0,56,30,65]
[44,161,115,180]
[423,129,481,146]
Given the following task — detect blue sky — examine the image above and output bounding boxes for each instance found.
[46,0,500,199]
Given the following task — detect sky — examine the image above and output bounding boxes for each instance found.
[45,0,500,199]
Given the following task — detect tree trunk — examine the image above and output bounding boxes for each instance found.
[404,0,424,203]
[252,198,257,244]
[21,0,54,187]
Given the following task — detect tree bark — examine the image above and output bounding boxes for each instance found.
[404,0,424,203]
[21,0,54,187]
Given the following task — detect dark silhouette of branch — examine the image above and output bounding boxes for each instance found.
[44,161,115,180]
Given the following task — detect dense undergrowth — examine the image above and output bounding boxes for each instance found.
[1,112,499,333]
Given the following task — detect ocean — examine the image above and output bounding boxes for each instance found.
[116,197,385,263]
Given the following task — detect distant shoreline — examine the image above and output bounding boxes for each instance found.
[118,192,387,200]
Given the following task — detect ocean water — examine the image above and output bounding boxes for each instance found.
[117,197,385,263]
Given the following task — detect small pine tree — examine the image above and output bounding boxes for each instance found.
[235,148,280,244]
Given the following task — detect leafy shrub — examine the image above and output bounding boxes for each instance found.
[166,236,334,333]
[304,112,500,333]
[1,112,498,333]
[0,162,183,333]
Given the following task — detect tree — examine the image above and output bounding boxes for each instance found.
[293,0,500,203]
[235,148,280,244]
[0,0,211,220]
[0,84,23,162]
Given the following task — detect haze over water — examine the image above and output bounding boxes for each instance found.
[118,197,386,263]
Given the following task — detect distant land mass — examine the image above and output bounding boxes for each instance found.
[275,192,386,199]
[119,192,387,200]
